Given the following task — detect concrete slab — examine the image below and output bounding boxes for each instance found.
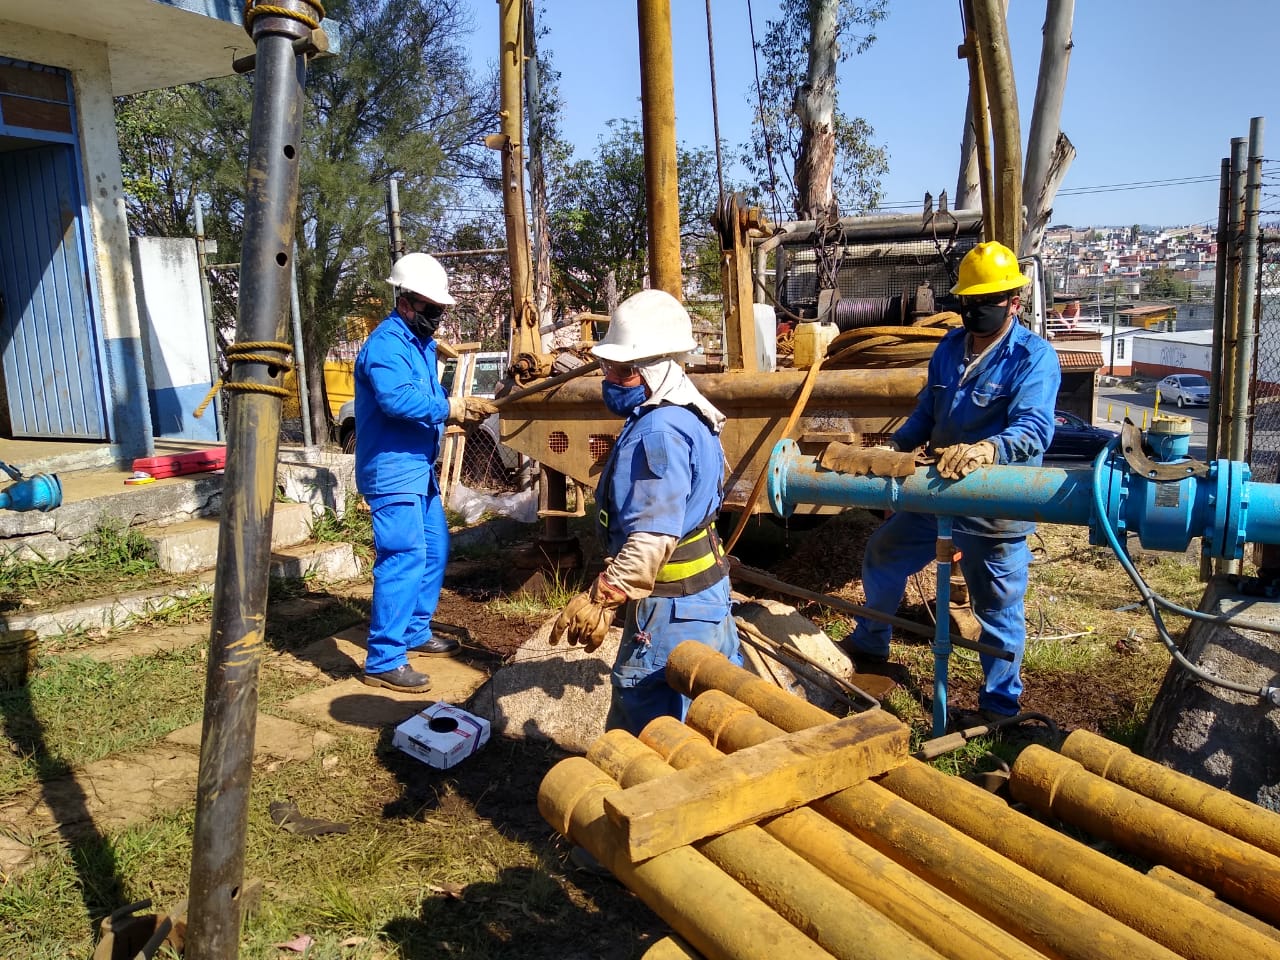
[166,713,336,762]
[145,501,315,573]
[0,746,200,838]
[72,621,211,662]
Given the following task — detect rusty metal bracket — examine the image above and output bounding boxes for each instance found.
[1120,419,1209,480]
[233,26,330,74]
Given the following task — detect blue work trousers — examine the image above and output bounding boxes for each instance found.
[849,510,1029,716]
[610,577,741,735]
[365,491,448,674]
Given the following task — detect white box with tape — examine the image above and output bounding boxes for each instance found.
[392,702,491,770]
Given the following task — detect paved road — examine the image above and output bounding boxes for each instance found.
[1093,383,1210,460]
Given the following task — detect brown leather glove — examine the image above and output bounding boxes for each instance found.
[447,396,499,426]
[549,575,627,652]
[935,440,997,480]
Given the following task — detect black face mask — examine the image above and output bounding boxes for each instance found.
[403,302,444,340]
[961,301,1009,336]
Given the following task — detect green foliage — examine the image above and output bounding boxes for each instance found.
[742,0,889,218]
[1142,266,1192,300]
[548,119,722,307]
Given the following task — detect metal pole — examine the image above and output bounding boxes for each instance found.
[386,176,405,264]
[289,243,313,448]
[1220,138,1247,470]
[1229,117,1264,465]
[637,0,682,296]
[193,199,222,437]
[185,3,310,955]
[1205,157,1231,465]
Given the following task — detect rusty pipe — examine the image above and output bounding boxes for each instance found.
[637,0,682,296]
[1060,729,1280,859]
[640,936,702,959]
[632,718,1049,960]
[1146,865,1280,945]
[682,689,1182,960]
[667,643,1280,959]
[587,729,945,960]
[538,756,837,959]
[879,756,1280,960]
[1010,745,1280,927]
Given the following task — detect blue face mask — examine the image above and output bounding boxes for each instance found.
[602,381,647,417]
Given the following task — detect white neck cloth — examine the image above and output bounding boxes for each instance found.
[636,358,726,434]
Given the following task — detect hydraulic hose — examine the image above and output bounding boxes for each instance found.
[1089,439,1280,705]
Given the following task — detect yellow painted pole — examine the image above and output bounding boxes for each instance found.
[1147,866,1280,944]
[633,718,1049,960]
[681,690,1182,960]
[1107,402,1113,421]
[588,729,946,960]
[538,757,837,960]
[637,0,682,296]
[1011,745,1280,927]
[879,756,1280,960]
[1062,730,1280,859]
[663,646,1278,960]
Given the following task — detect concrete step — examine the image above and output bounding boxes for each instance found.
[270,541,361,583]
[144,501,316,574]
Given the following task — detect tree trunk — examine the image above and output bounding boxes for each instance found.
[1020,0,1075,257]
[304,336,330,446]
[793,0,838,220]
[970,0,1022,253]
[955,0,1007,211]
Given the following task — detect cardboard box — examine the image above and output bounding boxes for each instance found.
[392,702,491,770]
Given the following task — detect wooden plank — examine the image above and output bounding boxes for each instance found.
[603,709,908,862]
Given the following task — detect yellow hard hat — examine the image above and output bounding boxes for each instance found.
[950,241,1027,297]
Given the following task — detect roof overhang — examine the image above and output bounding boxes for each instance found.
[0,0,338,94]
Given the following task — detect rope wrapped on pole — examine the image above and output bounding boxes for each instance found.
[192,340,294,418]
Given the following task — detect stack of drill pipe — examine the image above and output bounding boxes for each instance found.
[1009,741,1280,928]
[663,640,1280,960]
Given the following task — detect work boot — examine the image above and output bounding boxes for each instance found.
[409,635,461,657]
[361,664,432,692]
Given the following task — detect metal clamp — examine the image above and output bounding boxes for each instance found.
[1119,419,1209,481]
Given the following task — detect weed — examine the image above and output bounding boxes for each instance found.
[0,520,161,611]
[311,505,374,564]
[487,569,581,618]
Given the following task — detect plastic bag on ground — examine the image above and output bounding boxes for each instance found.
[447,480,539,525]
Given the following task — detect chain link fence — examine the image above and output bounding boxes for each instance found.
[1247,236,1280,483]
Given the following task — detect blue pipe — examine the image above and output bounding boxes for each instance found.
[933,517,953,737]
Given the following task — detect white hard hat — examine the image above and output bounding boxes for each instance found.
[592,289,696,363]
[386,252,455,305]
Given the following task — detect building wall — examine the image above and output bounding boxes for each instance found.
[0,19,153,457]
[1132,337,1212,378]
[130,238,218,442]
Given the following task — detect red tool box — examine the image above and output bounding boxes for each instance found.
[131,448,227,479]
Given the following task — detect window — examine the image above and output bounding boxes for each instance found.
[1116,339,1125,359]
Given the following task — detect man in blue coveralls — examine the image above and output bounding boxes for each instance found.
[847,241,1060,720]
[355,252,497,692]
[549,289,741,734]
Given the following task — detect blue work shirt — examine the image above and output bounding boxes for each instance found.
[596,404,725,555]
[353,310,451,495]
[892,321,1060,537]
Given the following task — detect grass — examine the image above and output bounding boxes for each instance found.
[487,569,583,619]
[0,521,169,612]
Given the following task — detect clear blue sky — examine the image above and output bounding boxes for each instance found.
[464,2,1279,229]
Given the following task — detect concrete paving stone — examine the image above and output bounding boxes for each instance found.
[0,833,35,881]
[165,713,336,762]
[71,621,211,663]
[144,501,315,574]
[0,531,74,564]
[279,659,491,735]
[270,542,360,582]
[0,746,201,839]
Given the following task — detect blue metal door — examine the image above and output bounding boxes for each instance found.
[0,145,107,438]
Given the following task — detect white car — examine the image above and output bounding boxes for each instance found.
[1155,373,1210,408]
[337,351,525,488]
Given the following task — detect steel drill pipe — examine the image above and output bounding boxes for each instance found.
[878,758,1280,960]
[641,936,702,959]
[1010,745,1280,926]
[186,5,309,957]
[587,729,946,960]
[537,757,836,960]
[1146,865,1280,945]
[1060,729,1280,859]
[634,718,1049,960]
[667,643,1280,959]
[679,690,1181,960]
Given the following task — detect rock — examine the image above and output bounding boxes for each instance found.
[733,598,856,713]
[469,616,620,753]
